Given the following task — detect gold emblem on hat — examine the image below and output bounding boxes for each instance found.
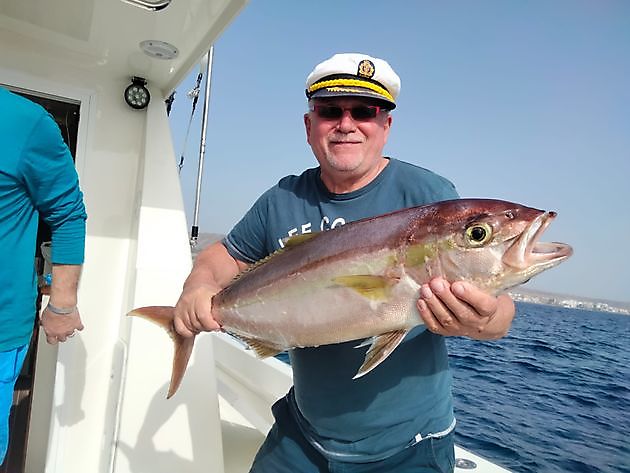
[357,60,375,79]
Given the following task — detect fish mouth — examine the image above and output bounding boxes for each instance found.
[503,211,573,271]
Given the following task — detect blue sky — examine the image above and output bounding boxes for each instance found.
[169,1,630,303]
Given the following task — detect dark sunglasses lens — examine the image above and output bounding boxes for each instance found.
[350,106,378,120]
[314,105,380,120]
[316,105,343,119]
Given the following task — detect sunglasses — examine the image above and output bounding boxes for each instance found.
[311,104,387,121]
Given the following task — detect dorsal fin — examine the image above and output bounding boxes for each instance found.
[232,232,322,282]
[283,233,319,248]
[231,247,285,281]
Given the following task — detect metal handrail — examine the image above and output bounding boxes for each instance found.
[119,0,172,12]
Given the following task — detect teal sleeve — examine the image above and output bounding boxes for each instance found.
[19,113,87,264]
[223,189,273,264]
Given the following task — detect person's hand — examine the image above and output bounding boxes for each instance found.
[416,277,515,340]
[173,283,222,337]
[40,305,84,344]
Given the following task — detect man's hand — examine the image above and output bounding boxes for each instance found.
[173,283,222,337]
[416,277,515,340]
[173,242,249,338]
[43,263,84,344]
[40,306,84,344]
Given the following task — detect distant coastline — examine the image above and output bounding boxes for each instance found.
[191,233,630,316]
[509,288,630,315]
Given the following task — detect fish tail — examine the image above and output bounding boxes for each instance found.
[127,306,195,399]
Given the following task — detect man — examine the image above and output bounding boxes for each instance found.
[174,53,515,472]
[0,87,87,465]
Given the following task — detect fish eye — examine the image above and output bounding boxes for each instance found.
[465,223,493,246]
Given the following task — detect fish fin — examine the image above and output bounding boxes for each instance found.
[353,329,409,379]
[232,233,323,282]
[354,338,372,348]
[237,335,284,359]
[233,251,281,280]
[282,233,319,247]
[332,275,398,301]
[128,306,195,399]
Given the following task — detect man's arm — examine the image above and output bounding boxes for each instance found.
[174,241,250,337]
[417,277,516,340]
[40,264,84,344]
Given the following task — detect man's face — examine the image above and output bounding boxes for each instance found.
[304,97,392,182]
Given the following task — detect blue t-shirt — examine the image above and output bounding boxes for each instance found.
[224,158,458,462]
[0,88,87,351]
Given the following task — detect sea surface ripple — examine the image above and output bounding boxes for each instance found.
[447,302,630,473]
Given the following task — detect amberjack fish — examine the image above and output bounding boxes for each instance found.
[130,199,572,398]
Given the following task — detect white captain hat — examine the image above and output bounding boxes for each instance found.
[305,53,401,109]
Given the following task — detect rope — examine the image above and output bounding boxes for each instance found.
[177,71,204,173]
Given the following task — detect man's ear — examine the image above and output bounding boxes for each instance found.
[383,113,392,141]
[304,113,312,144]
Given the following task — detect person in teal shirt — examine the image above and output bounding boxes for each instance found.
[172,53,516,472]
[0,87,87,464]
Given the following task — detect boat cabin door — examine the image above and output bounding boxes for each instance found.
[0,90,80,473]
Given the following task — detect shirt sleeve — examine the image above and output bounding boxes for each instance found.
[19,112,87,264]
[223,189,275,264]
[404,163,460,206]
[437,179,459,200]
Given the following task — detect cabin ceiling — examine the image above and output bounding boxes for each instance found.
[0,0,247,93]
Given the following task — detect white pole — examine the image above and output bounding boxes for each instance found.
[191,46,214,248]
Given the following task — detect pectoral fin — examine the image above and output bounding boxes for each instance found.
[333,275,398,301]
[353,329,409,379]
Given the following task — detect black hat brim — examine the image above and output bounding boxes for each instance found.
[309,86,396,110]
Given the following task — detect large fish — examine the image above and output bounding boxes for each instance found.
[130,198,572,398]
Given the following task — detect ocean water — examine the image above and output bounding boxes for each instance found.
[447,302,630,473]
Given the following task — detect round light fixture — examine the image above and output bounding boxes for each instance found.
[140,40,178,60]
[124,76,150,110]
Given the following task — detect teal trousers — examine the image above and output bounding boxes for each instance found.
[0,344,28,465]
